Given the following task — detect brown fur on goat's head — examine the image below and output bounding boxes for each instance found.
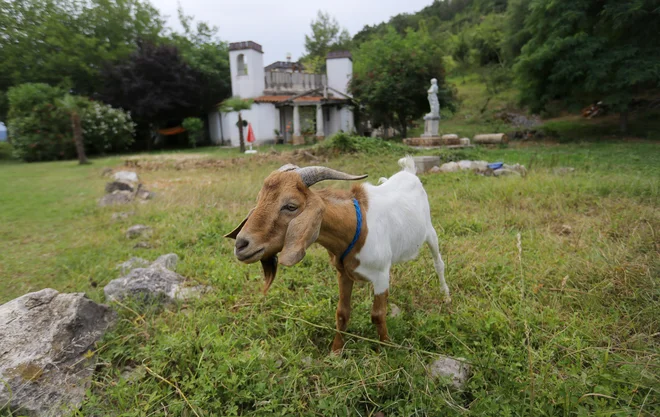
[225,164,366,294]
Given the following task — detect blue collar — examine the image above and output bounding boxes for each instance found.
[340,198,362,264]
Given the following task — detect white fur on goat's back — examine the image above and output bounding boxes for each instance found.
[355,159,433,295]
[398,155,417,175]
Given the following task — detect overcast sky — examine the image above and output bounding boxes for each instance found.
[152,0,433,65]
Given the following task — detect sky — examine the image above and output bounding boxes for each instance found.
[151,0,434,65]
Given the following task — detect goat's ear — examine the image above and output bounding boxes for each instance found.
[279,193,324,266]
[224,208,254,239]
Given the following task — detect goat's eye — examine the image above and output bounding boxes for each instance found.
[283,204,298,212]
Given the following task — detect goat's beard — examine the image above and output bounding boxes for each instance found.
[260,256,278,295]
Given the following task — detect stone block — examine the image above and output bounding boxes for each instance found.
[412,156,441,173]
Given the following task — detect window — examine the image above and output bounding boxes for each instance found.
[237,54,247,76]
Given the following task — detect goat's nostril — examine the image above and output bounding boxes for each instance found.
[235,237,250,252]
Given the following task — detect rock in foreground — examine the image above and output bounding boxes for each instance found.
[104,254,205,304]
[428,356,471,390]
[0,289,116,417]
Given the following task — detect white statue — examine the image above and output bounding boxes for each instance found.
[426,78,440,119]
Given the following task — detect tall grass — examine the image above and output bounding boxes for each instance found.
[0,141,658,416]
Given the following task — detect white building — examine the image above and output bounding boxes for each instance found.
[209,41,355,146]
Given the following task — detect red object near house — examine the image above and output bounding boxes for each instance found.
[246,123,256,143]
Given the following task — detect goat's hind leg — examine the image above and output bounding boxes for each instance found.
[426,227,450,303]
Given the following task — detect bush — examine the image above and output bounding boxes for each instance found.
[81,101,135,154]
[8,83,74,162]
[182,117,203,148]
[0,142,15,160]
[7,83,135,161]
[321,131,412,155]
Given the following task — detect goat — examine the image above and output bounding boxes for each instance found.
[225,156,449,352]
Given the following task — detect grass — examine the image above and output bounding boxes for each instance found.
[1,140,659,416]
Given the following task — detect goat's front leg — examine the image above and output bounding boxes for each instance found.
[371,289,389,343]
[331,271,354,353]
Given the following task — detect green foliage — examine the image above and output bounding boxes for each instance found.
[169,6,231,111]
[0,142,15,160]
[81,101,136,153]
[320,132,412,155]
[469,14,506,66]
[182,117,204,148]
[301,11,351,73]
[219,97,253,113]
[7,83,135,161]
[351,25,455,137]
[514,0,660,118]
[7,83,73,162]
[0,0,164,97]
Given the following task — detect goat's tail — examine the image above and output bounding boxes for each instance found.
[398,155,417,175]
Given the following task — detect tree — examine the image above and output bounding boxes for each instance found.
[302,11,351,73]
[100,41,203,147]
[169,6,231,111]
[515,0,660,132]
[350,26,454,138]
[58,95,89,164]
[219,97,253,153]
[0,0,164,97]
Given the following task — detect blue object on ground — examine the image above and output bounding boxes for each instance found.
[488,162,503,170]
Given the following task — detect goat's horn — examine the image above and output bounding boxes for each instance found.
[278,164,299,172]
[296,166,367,187]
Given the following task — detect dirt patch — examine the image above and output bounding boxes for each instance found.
[123,149,328,172]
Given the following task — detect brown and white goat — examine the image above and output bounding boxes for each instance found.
[226,156,449,352]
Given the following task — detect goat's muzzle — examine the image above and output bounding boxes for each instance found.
[234,236,264,263]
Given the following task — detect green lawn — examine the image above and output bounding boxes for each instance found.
[1,141,659,416]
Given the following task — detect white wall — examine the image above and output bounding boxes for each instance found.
[229,48,265,99]
[208,112,222,144]
[326,58,353,95]
[219,103,279,146]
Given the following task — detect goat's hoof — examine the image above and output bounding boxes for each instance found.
[443,296,452,304]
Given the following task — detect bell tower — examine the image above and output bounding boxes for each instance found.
[229,41,265,98]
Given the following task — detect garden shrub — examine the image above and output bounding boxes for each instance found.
[0,142,15,160]
[182,117,203,148]
[321,131,412,156]
[81,101,135,154]
[8,83,73,162]
[7,83,135,161]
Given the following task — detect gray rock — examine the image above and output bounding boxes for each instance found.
[112,171,139,184]
[429,166,442,174]
[428,356,471,390]
[153,253,178,270]
[98,190,133,207]
[459,137,471,146]
[111,211,134,221]
[502,163,527,176]
[134,242,151,249]
[116,257,150,274]
[136,188,154,200]
[553,167,575,175]
[439,162,460,173]
[389,303,402,318]
[101,167,113,177]
[104,257,204,304]
[0,289,116,416]
[126,225,152,239]
[105,181,135,193]
[493,168,522,177]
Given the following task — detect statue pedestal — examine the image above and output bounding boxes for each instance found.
[421,115,440,137]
